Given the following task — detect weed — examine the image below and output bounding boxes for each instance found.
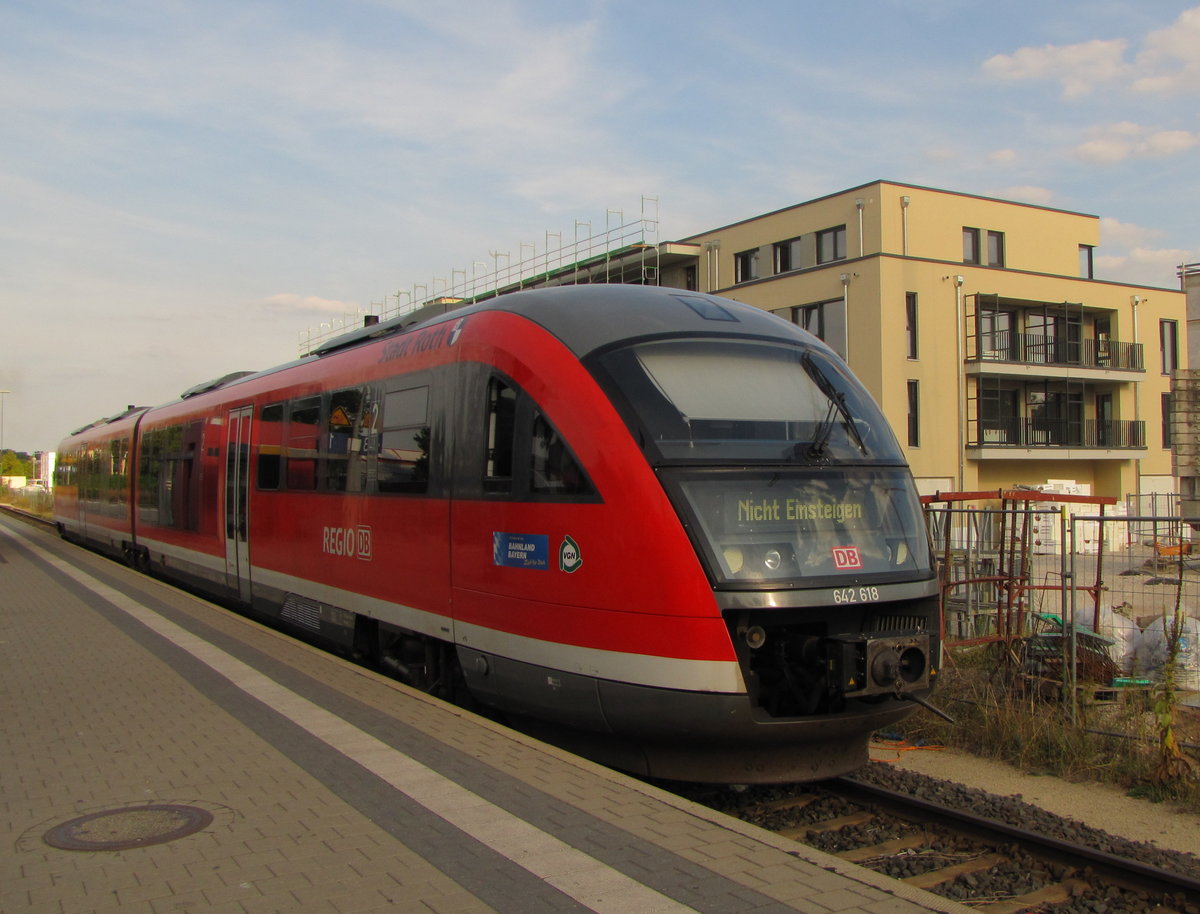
[892,643,1200,813]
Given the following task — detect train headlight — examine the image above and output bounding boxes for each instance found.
[763,549,782,571]
[723,546,745,574]
[893,541,909,565]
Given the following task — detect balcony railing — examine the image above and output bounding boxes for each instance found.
[969,418,1146,449]
[971,331,1143,370]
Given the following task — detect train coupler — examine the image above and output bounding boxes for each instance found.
[828,632,931,699]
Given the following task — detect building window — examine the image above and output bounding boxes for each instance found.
[963,227,981,264]
[978,307,1017,360]
[978,379,1020,444]
[987,231,1005,267]
[773,238,800,274]
[907,380,920,447]
[816,226,846,264]
[1079,244,1094,279]
[793,302,824,338]
[683,264,697,291]
[1163,392,1173,448]
[905,292,918,359]
[791,298,847,361]
[734,248,759,284]
[1161,319,1179,374]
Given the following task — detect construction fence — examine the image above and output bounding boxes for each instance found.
[924,489,1199,705]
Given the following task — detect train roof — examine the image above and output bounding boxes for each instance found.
[316,285,806,360]
[67,287,814,443]
[67,404,152,437]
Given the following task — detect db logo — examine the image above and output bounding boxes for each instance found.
[832,546,862,569]
[322,525,373,562]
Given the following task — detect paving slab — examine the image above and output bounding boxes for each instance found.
[0,512,970,914]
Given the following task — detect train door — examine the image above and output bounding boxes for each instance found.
[224,406,253,601]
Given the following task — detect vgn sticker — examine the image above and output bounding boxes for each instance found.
[493,532,582,573]
[559,535,582,573]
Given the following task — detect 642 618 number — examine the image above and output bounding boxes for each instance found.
[833,586,880,604]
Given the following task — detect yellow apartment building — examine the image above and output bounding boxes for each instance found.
[339,180,1186,503]
[516,181,1187,501]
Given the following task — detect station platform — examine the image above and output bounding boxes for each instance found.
[0,512,970,914]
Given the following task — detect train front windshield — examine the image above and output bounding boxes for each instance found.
[597,338,933,587]
[669,469,931,586]
[598,338,904,464]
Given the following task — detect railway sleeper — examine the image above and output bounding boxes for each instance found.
[902,851,1007,890]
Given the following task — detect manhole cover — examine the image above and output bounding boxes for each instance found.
[43,804,214,851]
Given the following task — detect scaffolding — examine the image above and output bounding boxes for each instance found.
[926,489,1119,644]
[298,197,661,357]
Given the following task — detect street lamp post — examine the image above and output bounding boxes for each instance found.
[0,389,9,453]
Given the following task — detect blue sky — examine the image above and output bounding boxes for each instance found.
[2,0,1198,452]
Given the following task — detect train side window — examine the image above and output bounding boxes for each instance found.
[137,433,160,518]
[257,402,283,490]
[377,386,430,494]
[109,437,130,506]
[484,378,516,493]
[286,396,321,490]
[324,387,366,492]
[531,411,592,496]
[174,421,203,531]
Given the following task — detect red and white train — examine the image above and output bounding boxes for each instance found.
[55,285,940,782]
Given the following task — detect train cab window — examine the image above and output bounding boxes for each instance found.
[483,375,594,500]
[484,378,516,493]
[377,385,430,494]
[257,402,283,490]
[324,387,367,492]
[531,412,589,495]
[286,396,321,490]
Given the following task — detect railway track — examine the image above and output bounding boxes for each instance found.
[678,765,1200,914]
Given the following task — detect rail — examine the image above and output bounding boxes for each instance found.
[968,330,1143,371]
[968,417,1145,449]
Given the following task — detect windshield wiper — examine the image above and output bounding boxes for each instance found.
[801,353,868,459]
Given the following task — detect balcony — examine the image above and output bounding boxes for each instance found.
[968,417,1146,459]
[967,331,1143,381]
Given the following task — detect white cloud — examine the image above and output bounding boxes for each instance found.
[1074,138,1129,163]
[1094,216,1191,287]
[988,148,1018,164]
[982,7,1200,99]
[1132,7,1200,94]
[1140,129,1200,156]
[1096,248,1192,288]
[0,2,629,211]
[982,38,1129,98]
[1074,123,1199,162]
[1100,216,1163,248]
